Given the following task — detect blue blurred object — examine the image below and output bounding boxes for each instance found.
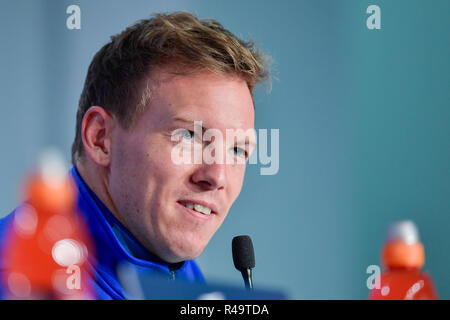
[117,262,287,300]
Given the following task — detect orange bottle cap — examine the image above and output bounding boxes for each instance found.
[382,240,425,269]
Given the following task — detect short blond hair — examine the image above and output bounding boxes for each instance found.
[72,11,269,164]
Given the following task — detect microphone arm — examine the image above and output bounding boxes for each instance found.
[241,268,253,290]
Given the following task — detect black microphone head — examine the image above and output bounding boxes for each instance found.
[232,235,255,270]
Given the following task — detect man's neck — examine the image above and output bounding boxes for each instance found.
[75,160,124,227]
[74,161,184,267]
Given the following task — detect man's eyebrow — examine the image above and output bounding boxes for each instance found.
[172,117,209,131]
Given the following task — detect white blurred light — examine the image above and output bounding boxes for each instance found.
[52,268,72,295]
[405,280,424,300]
[386,220,420,245]
[37,147,68,187]
[197,291,226,300]
[13,204,38,237]
[8,272,31,298]
[51,239,86,267]
[381,286,390,296]
[43,215,74,242]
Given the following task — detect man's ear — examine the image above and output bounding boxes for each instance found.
[81,106,114,167]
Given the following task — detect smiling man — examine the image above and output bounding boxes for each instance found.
[0,11,268,299]
[78,68,257,264]
[71,11,267,298]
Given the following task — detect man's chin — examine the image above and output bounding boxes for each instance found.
[163,245,206,263]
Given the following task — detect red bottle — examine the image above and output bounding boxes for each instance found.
[1,150,95,299]
[369,220,438,300]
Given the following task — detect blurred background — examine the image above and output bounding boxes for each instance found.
[0,0,448,299]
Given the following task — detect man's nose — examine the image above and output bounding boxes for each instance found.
[191,162,227,191]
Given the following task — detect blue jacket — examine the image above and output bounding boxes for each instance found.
[0,167,205,299]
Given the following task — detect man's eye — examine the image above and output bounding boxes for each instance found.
[179,129,195,141]
[233,147,247,158]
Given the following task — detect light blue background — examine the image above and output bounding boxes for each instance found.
[0,0,448,299]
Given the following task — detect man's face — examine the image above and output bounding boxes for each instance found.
[108,68,255,263]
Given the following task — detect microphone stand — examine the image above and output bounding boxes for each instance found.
[241,268,253,290]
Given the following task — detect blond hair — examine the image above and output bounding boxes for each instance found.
[72,11,269,164]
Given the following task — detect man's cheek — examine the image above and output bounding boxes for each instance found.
[231,171,246,196]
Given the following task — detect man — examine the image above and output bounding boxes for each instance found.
[0,11,268,299]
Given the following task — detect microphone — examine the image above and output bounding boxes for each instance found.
[232,235,255,290]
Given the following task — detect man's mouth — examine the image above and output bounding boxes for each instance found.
[177,200,217,216]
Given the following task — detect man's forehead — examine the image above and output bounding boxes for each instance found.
[145,68,255,129]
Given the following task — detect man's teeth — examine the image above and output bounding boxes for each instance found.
[184,203,212,215]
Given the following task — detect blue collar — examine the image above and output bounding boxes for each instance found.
[0,167,204,299]
[69,166,186,272]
